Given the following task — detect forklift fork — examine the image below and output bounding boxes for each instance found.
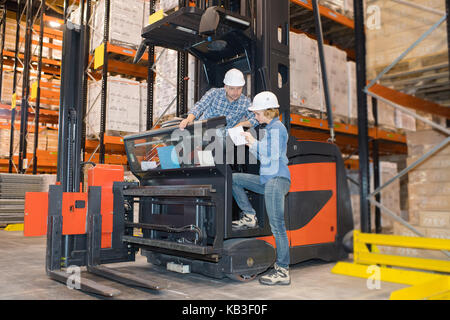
[45,184,165,297]
[45,185,121,297]
[86,186,166,291]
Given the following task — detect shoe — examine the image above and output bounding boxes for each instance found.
[232,213,258,228]
[259,264,290,285]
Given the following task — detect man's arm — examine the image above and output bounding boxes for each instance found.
[179,89,215,130]
[179,113,196,130]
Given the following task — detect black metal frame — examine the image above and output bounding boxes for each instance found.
[4,0,47,174]
[8,0,22,173]
[353,0,371,233]
[0,5,6,105]
[146,0,155,130]
[17,0,34,173]
[32,0,45,174]
[311,0,334,139]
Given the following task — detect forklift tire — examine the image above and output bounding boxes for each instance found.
[342,230,354,253]
[222,238,276,282]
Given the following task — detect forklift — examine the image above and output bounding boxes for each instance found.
[24,0,353,296]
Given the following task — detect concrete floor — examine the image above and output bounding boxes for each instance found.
[0,229,407,300]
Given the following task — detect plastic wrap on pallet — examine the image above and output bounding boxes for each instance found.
[289,32,323,112]
[321,44,349,120]
[91,0,145,50]
[347,161,401,232]
[347,61,375,124]
[153,47,178,120]
[403,129,450,253]
[87,76,141,136]
[319,0,345,12]
[376,98,396,130]
[395,109,416,132]
[160,0,179,12]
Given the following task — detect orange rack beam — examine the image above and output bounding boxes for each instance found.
[290,0,354,29]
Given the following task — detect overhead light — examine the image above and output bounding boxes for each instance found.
[49,21,61,28]
[224,15,250,27]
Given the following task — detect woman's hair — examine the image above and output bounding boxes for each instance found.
[263,108,279,119]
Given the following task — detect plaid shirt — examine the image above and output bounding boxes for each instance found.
[189,88,258,128]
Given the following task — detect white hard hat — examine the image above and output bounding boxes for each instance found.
[249,91,280,111]
[223,68,245,87]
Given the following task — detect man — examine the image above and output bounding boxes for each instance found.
[179,68,258,130]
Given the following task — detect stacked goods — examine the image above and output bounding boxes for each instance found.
[395,109,416,132]
[0,173,48,224]
[50,39,63,61]
[319,0,344,12]
[87,76,141,137]
[347,61,375,124]
[381,129,450,259]
[91,0,145,50]
[289,32,322,112]
[321,44,349,121]
[159,0,179,12]
[0,126,58,158]
[4,18,51,58]
[376,99,396,131]
[290,33,377,124]
[0,127,18,158]
[45,128,59,152]
[37,78,61,110]
[366,0,447,79]
[1,71,21,105]
[153,47,178,120]
[318,0,354,19]
[139,53,195,130]
[347,161,401,232]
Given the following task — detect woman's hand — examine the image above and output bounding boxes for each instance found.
[241,132,256,147]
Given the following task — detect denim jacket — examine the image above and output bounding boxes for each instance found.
[249,118,291,184]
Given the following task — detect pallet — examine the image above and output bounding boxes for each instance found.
[374,52,449,82]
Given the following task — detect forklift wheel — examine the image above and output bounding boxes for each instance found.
[225,273,258,282]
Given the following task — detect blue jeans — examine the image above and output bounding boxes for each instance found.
[232,173,291,268]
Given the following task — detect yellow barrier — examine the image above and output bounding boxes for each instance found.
[4,223,24,231]
[332,230,450,300]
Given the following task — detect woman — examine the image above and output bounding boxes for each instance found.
[232,91,291,286]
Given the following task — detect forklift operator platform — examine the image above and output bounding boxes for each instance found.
[122,115,353,280]
[123,116,276,280]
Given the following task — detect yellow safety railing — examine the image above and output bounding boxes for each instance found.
[332,230,450,300]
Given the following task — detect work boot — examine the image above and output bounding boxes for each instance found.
[232,213,258,228]
[259,264,290,285]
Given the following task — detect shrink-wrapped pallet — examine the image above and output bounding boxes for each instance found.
[289,32,323,112]
[91,0,145,50]
[87,76,141,136]
[321,44,349,120]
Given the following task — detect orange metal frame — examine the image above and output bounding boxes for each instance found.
[290,0,354,29]
[258,162,337,248]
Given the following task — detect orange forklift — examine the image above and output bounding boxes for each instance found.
[24,0,353,296]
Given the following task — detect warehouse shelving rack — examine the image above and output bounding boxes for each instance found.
[1,1,443,192]
[0,0,136,174]
[85,0,155,165]
[289,0,450,235]
[0,0,63,175]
